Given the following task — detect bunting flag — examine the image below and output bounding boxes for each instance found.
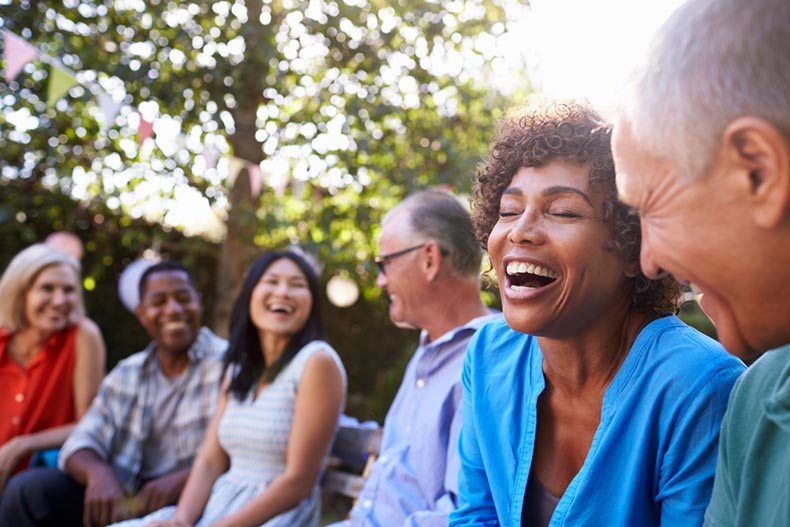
[202,146,219,169]
[226,156,246,188]
[97,90,122,132]
[138,117,154,144]
[248,163,263,199]
[46,66,78,106]
[226,157,264,197]
[3,30,39,83]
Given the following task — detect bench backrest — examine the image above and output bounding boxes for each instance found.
[322,424,383,500]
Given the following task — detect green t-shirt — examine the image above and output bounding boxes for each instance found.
[704,345,790,527]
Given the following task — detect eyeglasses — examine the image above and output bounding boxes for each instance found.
[374,243,426,275]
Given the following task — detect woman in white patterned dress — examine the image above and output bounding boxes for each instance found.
[111,249,346,527]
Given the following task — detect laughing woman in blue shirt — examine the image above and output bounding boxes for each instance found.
[449,99,745,527]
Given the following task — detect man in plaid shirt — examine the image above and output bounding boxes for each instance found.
[0,261,227,527]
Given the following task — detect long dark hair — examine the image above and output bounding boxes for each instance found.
[223,249,324,400]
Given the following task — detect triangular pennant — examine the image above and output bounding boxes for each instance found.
[97,90,122,132]
[227,156,246,187]
[247,163,263,199]
[202,146,218,169]
[138,117,154,144]
[3,30,39,83]
[46,65,78,106]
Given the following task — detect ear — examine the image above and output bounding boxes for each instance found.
[135,302,145,322]
[422,241,443,282]
[723,117,790,229]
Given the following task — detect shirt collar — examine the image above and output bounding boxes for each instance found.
[141,326,212,371]
[418,311,501,349]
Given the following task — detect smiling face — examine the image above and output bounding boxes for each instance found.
[612,122,764,358]
[487,161,633,338]
[249,257,313,340]
[136,270,202,356]
[24,263,79,335]
[375,208,426,330]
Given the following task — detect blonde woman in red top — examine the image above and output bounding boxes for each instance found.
[0,244,105,491]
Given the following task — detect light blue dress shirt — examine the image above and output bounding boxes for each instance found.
[344,313,501,527]
[451,315,745,527]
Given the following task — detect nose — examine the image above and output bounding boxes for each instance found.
[639,231,669,279]
[163,295,185,314]
[375,270,388,290]
[51,289,67,306]
[507,208,545,246]
[272,281,292,296]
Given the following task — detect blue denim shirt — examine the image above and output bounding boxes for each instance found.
[452,316,744,527]
[346,313,501,527]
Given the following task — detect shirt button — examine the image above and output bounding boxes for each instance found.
[362,499,372,509]
[379,455,388,464]
[15,393,24,403]
[11,417,20,425]
[405,426,411,433]
[416,379,425,388]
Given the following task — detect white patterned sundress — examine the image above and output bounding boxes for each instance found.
[110,340,346,527]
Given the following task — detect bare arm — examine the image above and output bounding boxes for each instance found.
[73,318,106,417]
[168,380,232,525]
[208,349,345,527]
[0,424,76,491]
[65,448,126,527]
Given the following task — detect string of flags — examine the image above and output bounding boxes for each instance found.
[2,29,264,198]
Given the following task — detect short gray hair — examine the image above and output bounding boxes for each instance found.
[620,0,790,179]
[0,244,84,332]
[387,188,482,279]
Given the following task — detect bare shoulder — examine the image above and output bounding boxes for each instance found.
[77,317,103,340]
[301,345,345,386]
[304,345,342,372]
[75,317,106,359]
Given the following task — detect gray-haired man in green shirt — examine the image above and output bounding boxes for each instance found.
[610,0,790,525]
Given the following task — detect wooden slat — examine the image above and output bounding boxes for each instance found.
[321,469,366,499]
[321,424,383,501]
[329,426,382,472]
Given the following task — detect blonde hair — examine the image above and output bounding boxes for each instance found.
[0,244,85,332]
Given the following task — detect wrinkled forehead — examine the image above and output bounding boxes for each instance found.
[612,122,650,207]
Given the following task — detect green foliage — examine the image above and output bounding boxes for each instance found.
[0,0,524,280]
[0,0,529,419]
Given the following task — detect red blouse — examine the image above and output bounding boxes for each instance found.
[0,324,78,471]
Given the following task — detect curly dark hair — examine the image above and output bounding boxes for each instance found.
[472,99,682,314]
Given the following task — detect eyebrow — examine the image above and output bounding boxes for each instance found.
[502,185,594,207]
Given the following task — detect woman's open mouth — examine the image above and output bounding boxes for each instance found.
[505,261,558,291]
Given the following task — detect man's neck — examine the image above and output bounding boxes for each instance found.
[156,347,192,378]
[422,280,490,342]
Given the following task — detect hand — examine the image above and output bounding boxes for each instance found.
[136,471,185,515]
[83,464,126,527]
[0,437,26,492]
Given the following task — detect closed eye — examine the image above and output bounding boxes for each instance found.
[498,210,521,218]
[550,211,581,218]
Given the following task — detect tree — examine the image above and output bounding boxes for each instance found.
[1,0,529,418]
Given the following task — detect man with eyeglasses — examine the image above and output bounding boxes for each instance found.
[335,188,499,527]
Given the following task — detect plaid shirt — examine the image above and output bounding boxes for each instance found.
[58,327,226,494]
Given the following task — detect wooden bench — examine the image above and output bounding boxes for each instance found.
[322,424,382,501]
